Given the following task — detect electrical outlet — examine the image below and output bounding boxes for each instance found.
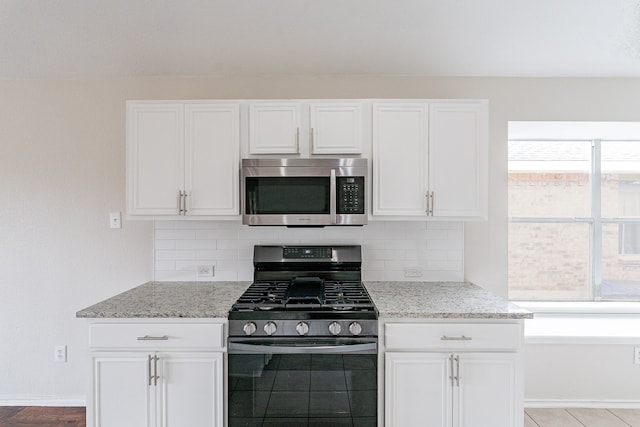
[197,265,214,278]
[404,267,423,278]
[634,347,640,365]
[54,345,67,363]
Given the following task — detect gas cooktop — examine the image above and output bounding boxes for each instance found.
[230,279,376,312]
[228,245,378,336]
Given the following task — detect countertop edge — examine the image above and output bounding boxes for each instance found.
[76,280,532,320]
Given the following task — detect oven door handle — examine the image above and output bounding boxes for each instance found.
[228,341,377,354]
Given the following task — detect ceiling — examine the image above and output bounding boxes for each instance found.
[3,0,640,79]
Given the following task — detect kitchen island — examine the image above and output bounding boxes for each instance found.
[77,281,531,427]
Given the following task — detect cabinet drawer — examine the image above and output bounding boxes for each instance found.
[90,322,225,350]
[385,322,522,351]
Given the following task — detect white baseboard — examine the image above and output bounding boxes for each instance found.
[0,396,86,407]
[526,399,640,409]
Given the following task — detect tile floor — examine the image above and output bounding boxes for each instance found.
[526,408,640,427]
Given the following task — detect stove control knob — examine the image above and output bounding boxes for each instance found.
[349,322,363,336]
[328,321,342,336]
[243,322,257,336]
[264,321,278,336]
[296,322,310,336]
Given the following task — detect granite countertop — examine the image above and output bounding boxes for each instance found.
[76,280,531,320]
[76,281,250,318]
[365,281,532,319]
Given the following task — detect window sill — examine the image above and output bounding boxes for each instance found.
[516,301,640,314]
[514,301,640,344]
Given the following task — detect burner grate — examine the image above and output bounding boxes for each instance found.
[231,280,375,312]
[324,281,376,310]
[232,281,288,310]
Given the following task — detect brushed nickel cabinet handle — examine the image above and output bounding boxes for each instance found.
[441,335,472,341]
[147,354,152,386]
[430,191,435,215]
[183,192,188,215]
[153,355,159,386]
[449,354,455,387]
[137,335,169,341]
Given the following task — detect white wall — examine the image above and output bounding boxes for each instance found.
[0,80,153,403]
[2,75,640,405]
[525,342,640,407]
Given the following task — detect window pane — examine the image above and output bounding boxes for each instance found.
[508,222,591,300]
[508,140,591,217]
[601,141,640,218]
[601,223,640,300]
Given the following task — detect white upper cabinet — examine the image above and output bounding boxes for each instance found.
[184,104,240,216]
[126,101,240,218]
[309,102,362,154]
[248,101,363,156]
[429,102,488,219]
[372,100,488,220]
[127,103,185,216]
[249,102,301,154]
[372,103,429,216]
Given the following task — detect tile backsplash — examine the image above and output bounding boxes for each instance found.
[154,220,464,282]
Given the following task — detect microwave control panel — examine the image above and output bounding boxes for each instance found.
[337,177,365,214]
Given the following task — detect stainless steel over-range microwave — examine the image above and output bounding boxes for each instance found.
[241,158,367,226]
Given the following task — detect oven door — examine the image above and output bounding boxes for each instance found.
[228,337,377,426]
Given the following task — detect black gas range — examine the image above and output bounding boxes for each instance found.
[228,245,378,338]
[227,245,378,426]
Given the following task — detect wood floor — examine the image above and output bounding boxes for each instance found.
[0,407,85,427]
[1,406,639,426]
[526,408,640,427]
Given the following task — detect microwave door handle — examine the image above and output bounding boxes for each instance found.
[330,169,337,224]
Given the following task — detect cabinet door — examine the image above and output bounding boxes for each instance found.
[157,352,224,427]
[385,352,451,427]
[373,103,429,216]
[429,102,488,219]
[92,354,154,427]
[455,353,518,427]
[127,103,184,216]
[184,104,239,216]
[310,102,362,154]
[249,103,301,154]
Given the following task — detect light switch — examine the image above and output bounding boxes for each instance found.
[109,212,122,229]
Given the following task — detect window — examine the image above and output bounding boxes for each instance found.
[508,122,640,301]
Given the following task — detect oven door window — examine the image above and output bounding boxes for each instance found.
[245,177,330,215]
[228,352,377,426]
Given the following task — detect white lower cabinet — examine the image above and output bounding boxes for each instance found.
[383,321,524,427]
[385,352,518,427]
[88,321,225,427]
